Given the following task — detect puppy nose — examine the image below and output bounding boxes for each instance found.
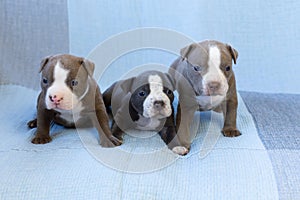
[208,81,221,92]
[49,94,64,104]
[154,100,165,110]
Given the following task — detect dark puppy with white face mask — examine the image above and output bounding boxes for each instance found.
[27,54,122,147]
[103,70,179,151]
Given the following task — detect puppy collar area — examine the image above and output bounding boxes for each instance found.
[78,83,90,101]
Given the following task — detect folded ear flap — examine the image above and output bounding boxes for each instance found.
[180,43,197,59]
[81,59,95,77]
[120,77,135,93]
[39,55,52,73]
[226,44,238,64]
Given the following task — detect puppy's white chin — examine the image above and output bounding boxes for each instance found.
[46,104,73,111]
[156,113,170,119]
[196,95,226,110]
[202,89,227,97]
[56,105,73,110]
[145,108,172,119]
[162,108,172,117]
[197,95,226,110]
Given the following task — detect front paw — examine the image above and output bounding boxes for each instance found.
[109,135,123,146]
[27,119,37,129]
[31,134,52,144]
[222,127,241,137]
[172,146,189,156]
[100,135,123,148]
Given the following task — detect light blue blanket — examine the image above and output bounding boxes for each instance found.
[0,85,278,199]
[4,0,300,198]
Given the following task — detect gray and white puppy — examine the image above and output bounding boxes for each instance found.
[103,70,179,150]
[169,40,241,155]
[27,54,122,147]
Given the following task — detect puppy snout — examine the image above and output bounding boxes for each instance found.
[154,100,165,110]
[208,81,221,93]
[49,94,64,104]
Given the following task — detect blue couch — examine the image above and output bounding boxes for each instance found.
[1,1,299,199]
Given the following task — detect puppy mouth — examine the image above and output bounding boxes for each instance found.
[200,87,227,96]
[204,91,224,96]
[143,109,171,119]
[48,103,73,111]
[157,112,171,118]
[147,112,169,118]
[197,91,220,96]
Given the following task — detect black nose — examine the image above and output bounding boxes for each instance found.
[49,95,63,103]
[154,100,165,110]
[208,81,221,92]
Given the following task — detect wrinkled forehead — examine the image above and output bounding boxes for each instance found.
[186,43,232,67]
[58,55,83,69]
[42,57,85,78]
[132,72,174,92]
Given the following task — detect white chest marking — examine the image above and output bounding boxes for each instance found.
[135,115,161,131]
[196,95,225,110]
[55,101,84,123]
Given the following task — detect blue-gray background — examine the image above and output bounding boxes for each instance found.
[1,0,300,94]
[68,0,300,94]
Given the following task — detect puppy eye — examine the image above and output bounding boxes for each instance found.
[138,91,146,97]
[164,89,172,95]
[225,66,231,71]
[42,77,48,84]
[71,80,78,86]
[193,65,202,72]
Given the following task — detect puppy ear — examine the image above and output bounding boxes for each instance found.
[39,56,52,73]
[81,59,95,77]
[226,44,238,64]
[180,43,196,59]
[120,77,135,93]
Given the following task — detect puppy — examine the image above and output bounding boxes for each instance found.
[103,70,179,150]
[27,54,122,147]
[169,40,241,155]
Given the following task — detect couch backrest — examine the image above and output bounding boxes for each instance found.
[0,0,69,90]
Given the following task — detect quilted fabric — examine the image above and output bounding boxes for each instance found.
[0,85,278,199]
[1,0,300,199]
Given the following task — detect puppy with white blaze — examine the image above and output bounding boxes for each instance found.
[27,54,122,147]
[169,40,241,155]
[103,70,181,151]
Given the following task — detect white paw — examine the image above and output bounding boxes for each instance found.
[172,146,189,155]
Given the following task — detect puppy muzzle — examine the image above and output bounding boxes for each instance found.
[143,100,172,118]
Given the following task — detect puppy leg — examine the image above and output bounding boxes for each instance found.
[159,105,180,150]
[111,120,124,142]
[172,103,197,155]
[221,92,241,137]
[159,121,178,146]
[31,109,53,144]
[94,87,122,147]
